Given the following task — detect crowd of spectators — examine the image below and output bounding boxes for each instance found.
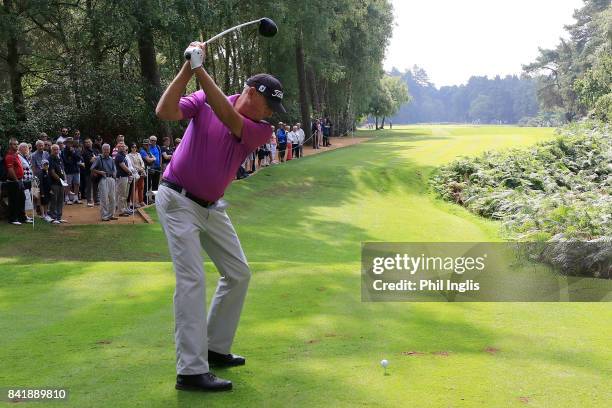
[0,129,179,224]
[311,117,333,149]
[1,118,334,224]
[237,118,332,179]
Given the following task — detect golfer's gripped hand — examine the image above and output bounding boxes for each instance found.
[186,41,206,71]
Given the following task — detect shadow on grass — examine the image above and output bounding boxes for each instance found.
[0,131,443,265]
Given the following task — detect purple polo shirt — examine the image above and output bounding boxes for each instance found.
[163,90,271,202]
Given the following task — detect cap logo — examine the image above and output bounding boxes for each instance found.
[272,90,283,99]
[258,85,267,92]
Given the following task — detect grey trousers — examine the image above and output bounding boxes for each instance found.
[116,176,129,214]
[98,177,116,220]
[156,185,251,375]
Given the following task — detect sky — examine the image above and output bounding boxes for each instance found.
[383,0,585,88]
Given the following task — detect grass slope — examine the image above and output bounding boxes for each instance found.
[1,125,610,407]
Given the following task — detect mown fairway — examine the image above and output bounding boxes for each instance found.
[1,125,610,407]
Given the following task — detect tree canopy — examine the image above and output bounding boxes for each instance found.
[367,74,410,128]
[523,0,611,122]
[388,67,540,125]
[0,0,394,143]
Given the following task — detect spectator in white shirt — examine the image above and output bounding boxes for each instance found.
[289,126,300,159]
[296,123,306,157]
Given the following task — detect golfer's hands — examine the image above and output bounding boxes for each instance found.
[185,42,206,71]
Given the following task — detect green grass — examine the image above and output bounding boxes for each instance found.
[1,125,610,407]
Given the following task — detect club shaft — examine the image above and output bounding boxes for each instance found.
[205,19,261,45]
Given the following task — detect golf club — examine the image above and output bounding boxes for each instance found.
[184,17,277,61]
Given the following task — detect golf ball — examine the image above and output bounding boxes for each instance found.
[380,359,389,368]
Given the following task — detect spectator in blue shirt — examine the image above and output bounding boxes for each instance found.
[147,135,161,192]
[140,139,153,166]
[276,123,287,163]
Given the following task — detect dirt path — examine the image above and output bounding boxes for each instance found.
[53,136,369,226]
[54,203,149,225]
[300,136,368,157]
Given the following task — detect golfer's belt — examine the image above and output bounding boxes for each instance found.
[160,179,216,208]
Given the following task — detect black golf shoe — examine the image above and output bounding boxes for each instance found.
[208,350,246,367]
[175,372,232,392]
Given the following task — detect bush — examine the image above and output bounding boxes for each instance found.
[592,93,612,122]
[518,110,566,127]
[430,121,612,277]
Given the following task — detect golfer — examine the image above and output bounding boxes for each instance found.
[155,41,285,392]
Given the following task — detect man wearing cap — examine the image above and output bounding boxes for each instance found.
[155,41,285,392]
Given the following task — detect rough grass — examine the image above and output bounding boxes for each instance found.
[430,122,611,241]
[1,125,610,407]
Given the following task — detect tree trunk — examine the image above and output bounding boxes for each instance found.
[381,117,386,129]
[307,65,320,114]
[53,13,83,111]
[241,36,253,80]
[87,0,103,134]
[208,40,217,87]
[223,36,231,93]
[230,36,239,93]
[343,79,353,135]
[375,116,379,129]
[137,21,170,138]
[321,79,329,117]
[118,47,129,80]
[68,63,83,110]
[5,0,26,127]
[295,29,312,147]
[317,79,325,115]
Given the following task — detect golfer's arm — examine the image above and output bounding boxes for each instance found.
[193,67,244,138]
[156,62,192,121]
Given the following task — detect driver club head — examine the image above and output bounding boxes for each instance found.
[258,17,278,38]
